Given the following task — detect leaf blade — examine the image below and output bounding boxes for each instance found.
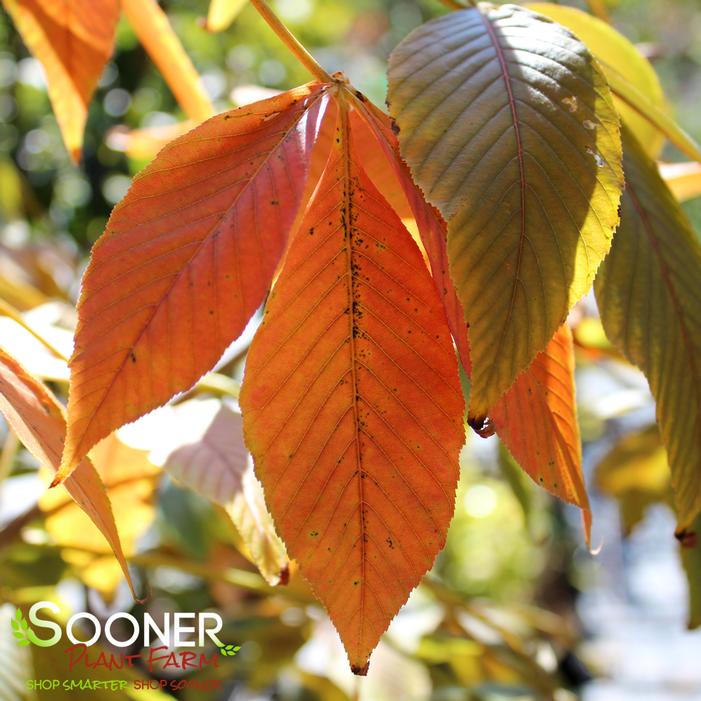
[387,5,623,417]
[491,325,591,543]
[62,84,332,479]
[527,2,670,157]
[0,348,138,598]
[595,127,701,529]
[240,96,465,671]
[1,0,120,161]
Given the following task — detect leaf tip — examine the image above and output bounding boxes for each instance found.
[350,661,369,676]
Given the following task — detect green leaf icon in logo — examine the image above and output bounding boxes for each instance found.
[217,642,241,657]
[11,608,54,647]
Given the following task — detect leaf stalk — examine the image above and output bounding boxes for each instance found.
[249,0,332,83]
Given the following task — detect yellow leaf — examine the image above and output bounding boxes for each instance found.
[205,0,248,32]
[1,0,120,161]
[595,127,701,530]
[594,425,670,535]
[40,432,160,600]
[387,4,623,417]
[120,0,214,123]
[0,348,138,598]
[527,2,669,157]
[659,161,701,203]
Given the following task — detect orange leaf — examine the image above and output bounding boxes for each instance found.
[120,0,214,123]
[491,325,591,544]
[61,83,333,481]
[347,101,589,540]
[0,348,138,598]
[240,94,465,672]
[40,432,159,600]
[1,0,120,161]
[348,99,471,369]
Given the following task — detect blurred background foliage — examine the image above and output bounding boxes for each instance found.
[0,1,700,700]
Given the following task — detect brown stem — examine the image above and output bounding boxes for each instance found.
[249,0,332,83]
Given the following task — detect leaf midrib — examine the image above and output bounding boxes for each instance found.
[476,11,527,406]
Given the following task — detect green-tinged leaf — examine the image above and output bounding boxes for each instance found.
[594,425,671,535]
[595,128,701,530]
[151,399,288,585]
[387,4,623,417]
[527,3,669,157]
[681,513,701,629]
[205,0,247,31]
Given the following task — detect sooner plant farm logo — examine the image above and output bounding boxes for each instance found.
[11,602,239,669]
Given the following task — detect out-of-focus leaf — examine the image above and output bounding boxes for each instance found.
[106,121,194,161]
[680,513,701,629]
[595,128,701,531]
[151,398,288,585]
[527,2,669,157]
[387,4,623,417]
[61,84,332,481]
[0,348,138,597]
[595,425,670,535]
[0,0,120,161]
[39,433,160,600]
[497,441,534,531]
[659,161,701,202]
[205,0,247,32]
[121,0,214,123]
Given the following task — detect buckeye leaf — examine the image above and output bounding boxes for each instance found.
[527,3,671,158]
[0,349,138,598]
[1,0,120,161]
[387,4,623,419]
[491,325,591,543]
[60,83,333,481]
[240,96,465,673]
[595,127,701,532]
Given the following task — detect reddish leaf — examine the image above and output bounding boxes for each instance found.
[1,0,120,161]
[61,83,333,481]
[0,348,138,597]
[241,94,465,672]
